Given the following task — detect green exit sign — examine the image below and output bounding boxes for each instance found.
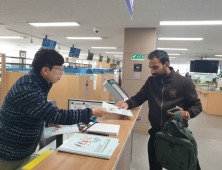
[132,54,145,60]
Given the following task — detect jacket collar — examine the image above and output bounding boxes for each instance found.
[154,67,176,84]
[29,68,52,92]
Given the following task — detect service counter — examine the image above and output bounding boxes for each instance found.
[196,87,222,115]
[30,101,141,170]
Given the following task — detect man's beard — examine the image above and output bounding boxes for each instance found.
[153,67,167,79]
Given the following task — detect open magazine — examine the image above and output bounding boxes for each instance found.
[102,102,134,117]
[44,124,79,139]
[57,133,119,159]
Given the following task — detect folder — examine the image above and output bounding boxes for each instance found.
[21,150,53,170]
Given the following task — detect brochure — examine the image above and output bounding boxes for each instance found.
[102,102,134,117]
[44,124,79,139]
[57,133,119,159]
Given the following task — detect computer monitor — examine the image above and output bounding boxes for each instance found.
[74,48,81,58]
[113,58,116,64]
[106,58,110,63]
[42,38,57,49]
[117,61,120,65]
[87,52,94,60]
[99,56,103,62]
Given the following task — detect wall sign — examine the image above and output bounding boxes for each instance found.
[132,54,145,60]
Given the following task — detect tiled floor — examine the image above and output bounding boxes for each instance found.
[131,111,222,170]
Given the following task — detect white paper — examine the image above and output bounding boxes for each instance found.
[93,74,97,90]
[44,124,79,139]
[102,102,134,117]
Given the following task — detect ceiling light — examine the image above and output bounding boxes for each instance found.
[160,21,222,25]
[105,52,123,54]
[0,36,24,39]
[203,58,222,60]
[157,48,188,50]
[169,57,175,58]
[29,22,80,27]
[158,38,203,41]
[168,53,180,55]
[91,47,117,49]
[0,45,16,47]
[66,37,102,39]
[215,55,222,57]
[114,55,123,57]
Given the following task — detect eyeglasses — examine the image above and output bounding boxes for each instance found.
[52,66,64,73]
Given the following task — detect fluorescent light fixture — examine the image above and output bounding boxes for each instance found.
[168,53,181,55]
[0,45,16,47]
[203,58,222,60]
[66,37,102,40]
[157,48,188,50]
[215,55,222,57]
[160,21,222,25]
[158,37,203,41]
[105,52,123,54]
[169,57,175,58]
[0,36,24,39]
[29,22,80,27]
[114,55,123,57]
[91,47,117,49]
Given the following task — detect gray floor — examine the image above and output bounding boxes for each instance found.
[131,111,222,170]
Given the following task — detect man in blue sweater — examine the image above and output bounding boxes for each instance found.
[0,48,112,170]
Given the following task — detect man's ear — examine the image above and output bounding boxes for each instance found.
[165,61,169,68]
[41,67,49,76]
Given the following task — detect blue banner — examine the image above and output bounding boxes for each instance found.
[125,0,133,19]
[42,38,57,49]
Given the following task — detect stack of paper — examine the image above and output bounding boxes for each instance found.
[44,124,79,139]
[84,122,120,136]
[57,133,119,159]
[102,102,134,117]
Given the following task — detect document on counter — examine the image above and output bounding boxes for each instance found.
[102,102,134,117]
[44,124,79,139]
[57,133,119,159]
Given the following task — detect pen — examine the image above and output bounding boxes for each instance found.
[86,132,109,136]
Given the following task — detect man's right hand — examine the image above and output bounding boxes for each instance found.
[118,102,129,110]
[92,107,113,117]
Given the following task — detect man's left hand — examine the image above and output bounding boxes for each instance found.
[167,106,187,120]
[48,124,62,128]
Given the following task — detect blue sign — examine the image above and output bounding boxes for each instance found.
[69,47,81,58]
[125,0,133,19]
[42,38,57,49]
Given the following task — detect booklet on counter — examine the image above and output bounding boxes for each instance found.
[83,122,120,136]
[102,102,134,117]
[57,133,119,159]
[44,124,79,139]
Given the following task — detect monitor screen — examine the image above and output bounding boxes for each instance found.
[99,56,103,62]
[42,38,57,49]
[117,61,120,65]
[87,52,94,60]
[106,58,110,63]
[74,48,81,58]
[113,58,116,64]
[190,61,195,72]
[194,60,219,73]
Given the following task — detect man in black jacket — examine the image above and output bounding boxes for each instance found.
[119,50,202,170]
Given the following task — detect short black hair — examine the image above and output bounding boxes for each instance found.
[148,50,169,65]
[32,48,64,73]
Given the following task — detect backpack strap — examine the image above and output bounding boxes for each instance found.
[173,110,182,121]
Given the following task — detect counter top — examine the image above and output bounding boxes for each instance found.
[198,87,222,92]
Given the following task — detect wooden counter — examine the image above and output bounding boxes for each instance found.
[196,87,222,115]
[32,101,141,170]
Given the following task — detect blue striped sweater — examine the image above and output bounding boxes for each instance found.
[0,68,92,162]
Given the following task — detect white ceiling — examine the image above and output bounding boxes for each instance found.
[1,0,222,63]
